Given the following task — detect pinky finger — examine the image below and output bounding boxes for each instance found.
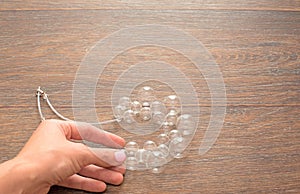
[57,174,107,192]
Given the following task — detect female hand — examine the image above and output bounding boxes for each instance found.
[0,119,127,193]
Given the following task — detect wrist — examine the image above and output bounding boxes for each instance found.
[0,156,50,194]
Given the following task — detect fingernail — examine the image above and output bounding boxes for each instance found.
[114,150,126,162]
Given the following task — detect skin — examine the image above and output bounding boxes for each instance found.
[0,119,127,193]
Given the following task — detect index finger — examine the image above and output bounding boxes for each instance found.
[57,120,125,148]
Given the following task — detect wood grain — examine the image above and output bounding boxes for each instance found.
[0,1,299,193]
[0,0,299,11]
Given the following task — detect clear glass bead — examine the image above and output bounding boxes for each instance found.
[125,141,139,157]
[147,150,167,169]
[123,110,135,124]
[114,105,126,119]
[140,107,152,121]
[159,122,171,134]
[177,114,194,128]
[152,166,165,174]
[135,149,149,170]
[169,136,185,159]
[126,157,138,171]
[166,110,178,127]
[119,96,131,109]
[142,101,151,107]
[163,95,181,114]
[156,133,170,145]
[159,121,171,134]
[143,140,157,151]
[158,144,169,157]
[138,86,155,103]
[152,111,166,125]
[177,114,196,136]
[131,100,141,113]
[151,101,167,114]
[168,129,181,140]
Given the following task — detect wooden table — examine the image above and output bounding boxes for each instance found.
[1,1,299,193]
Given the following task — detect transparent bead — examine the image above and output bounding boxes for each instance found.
[143,140,157,151]
[147,150,167,170]
[114,105,126,119]
[180,130,193,137]
[126,157,138,171]
[138,86,155,103]
[177,114,194,128]
[125,141,139,157]
[152,166,165,174]
[123,110,135,124]
[140,107,152,121]
[158,144,169,157]
[169,136,185,159]
[160,122,171,134]
[119,97,131,109]
[142,101,151,107]
[168,129,181,140]
[166,110,178,127]
[177,114,196,136]
[130,100,141,114]
[151,101,167,114]
[152,111,165,125]
[135,149,149,170]
[156,133,170,145]
[163,95,181,114]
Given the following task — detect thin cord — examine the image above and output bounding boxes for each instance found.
[90,118,121,125]
[36,87,45,121]
[44,93,72,121]
[36,87,120,125]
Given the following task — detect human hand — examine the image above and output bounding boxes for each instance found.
[0,119,127,193]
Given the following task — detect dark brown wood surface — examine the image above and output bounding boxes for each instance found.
[0,1,299,193]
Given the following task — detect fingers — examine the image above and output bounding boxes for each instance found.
[58,164,126,192]
[108,164,126,175]
[74,122,126,148]
[54,119,126,148]
[88,148,126,167]
[79,165,125,185]
[57,174,107,192]
[71,142,126,170]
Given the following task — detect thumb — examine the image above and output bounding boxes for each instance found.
[73,143,126,169]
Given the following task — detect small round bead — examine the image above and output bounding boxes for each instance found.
[152,111,166,125]
[152,166,166,173]
[168,129,181,140]
[147,150,167,169]
[125,157,138,171]
[140,107,152,121]
[138,86,155,103]
[166,110,178,127]
[123,110,135,124]
[135,149,148,162]
[114,105,126,119]
[156,133,170,145]
[169,137,185,159]
[142,101,151,107]
[119,97,131,109]
[134,149,149,170]
[143,140,157,151]
[151,101,167,114]
[131,100,141,113]
[158,144,169,157]
[163,95,181,114]
[177,114,194,128]
[177,114,196,136]
[125,141,139,157]
[159,121,171,134]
